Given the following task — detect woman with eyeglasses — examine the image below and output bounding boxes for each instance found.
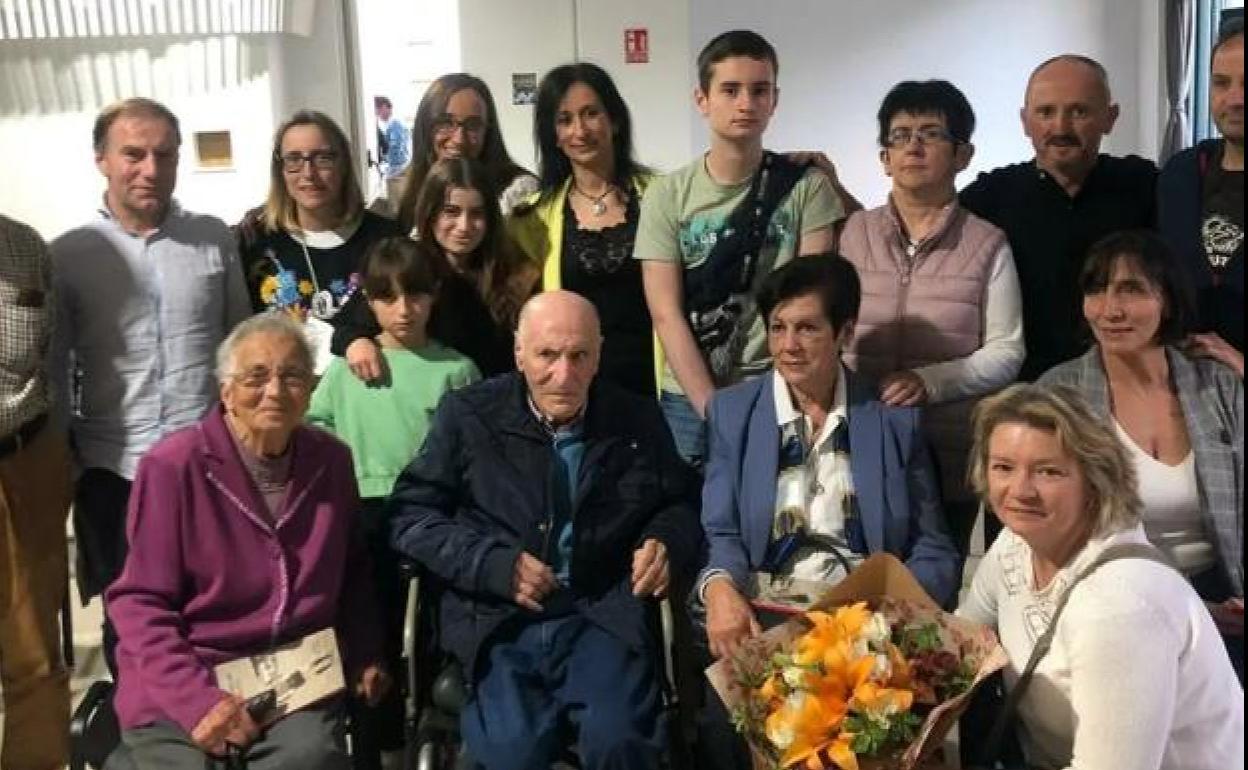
[106,314,387,769]
[240,111,401,374]
[509,63,658,397]
[394,72,537,224]
[837,80,1025,556]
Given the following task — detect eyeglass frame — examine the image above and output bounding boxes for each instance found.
[228,366,315,392]
[431,115,487,136]
[883,126,959,148]
[276,150,340,173]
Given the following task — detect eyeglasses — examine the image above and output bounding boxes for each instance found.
[277,150,339,173]
[432,115,486,136]
[884,126,956,148]
[230,367,313,392]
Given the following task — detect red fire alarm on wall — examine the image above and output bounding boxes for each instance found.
[625,28,649,63]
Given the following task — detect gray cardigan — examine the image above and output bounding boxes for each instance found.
[1039,346,1243,596]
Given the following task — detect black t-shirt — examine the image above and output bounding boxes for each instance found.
[240,211,401,320]
[960,154,1158,380]
[1202,147,1245,273]
[560,194,655,397]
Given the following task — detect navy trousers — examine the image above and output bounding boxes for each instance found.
[460,614,664,770]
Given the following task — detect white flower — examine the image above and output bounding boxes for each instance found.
[871,652,892,681]
[782,665,807,689]
[767,718,795,750]
[852,637,870,658]
[864,612,892,646]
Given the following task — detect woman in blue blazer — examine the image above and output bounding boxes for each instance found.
[697,255,961,662]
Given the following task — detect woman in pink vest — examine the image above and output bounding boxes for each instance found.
[839,80,1024,554]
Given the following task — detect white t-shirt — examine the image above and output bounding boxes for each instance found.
[1113,420,1215,576]
[958,525,1243,770]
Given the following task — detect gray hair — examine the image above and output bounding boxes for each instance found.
[968,383,1141,539]
[216,313,315,383]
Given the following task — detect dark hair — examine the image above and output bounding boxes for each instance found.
[398,73,530,231]
[374,95,392,111]
[93,97,181,153]
[757,254,861,336]
[696,30,778,92]
[1078,230,1194,346]
[412,158,538,327]
[877,80,976,146]
[1214,13,1244,57]
[362,236,440,301]
[533,63,647,195]
[263,110,365,233]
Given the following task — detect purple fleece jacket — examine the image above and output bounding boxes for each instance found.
[105,405,381,733]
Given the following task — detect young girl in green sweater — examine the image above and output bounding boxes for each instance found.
[307,235,479,768]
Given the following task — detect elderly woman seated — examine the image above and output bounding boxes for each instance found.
[959,383,1243,769]
[694,254,960,768]
[105,314,385,769]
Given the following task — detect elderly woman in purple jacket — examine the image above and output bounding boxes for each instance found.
[106,314,386,769]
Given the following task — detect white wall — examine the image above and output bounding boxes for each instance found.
[457,0,693,174]
[0,1,355,241]
[688,0,1165,208]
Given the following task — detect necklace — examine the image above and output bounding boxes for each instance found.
[573,181,614,216]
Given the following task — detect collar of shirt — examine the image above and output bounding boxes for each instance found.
[527,393,586,440]
[97,195,185,237]
[772,365,848,451]
[296,217,364,249]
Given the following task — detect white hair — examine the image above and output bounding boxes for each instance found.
[215,313,315,382]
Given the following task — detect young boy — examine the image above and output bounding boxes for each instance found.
[634,29,847,468]
[307,236,479,768]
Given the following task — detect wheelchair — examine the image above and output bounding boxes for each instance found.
[398,560,690,770]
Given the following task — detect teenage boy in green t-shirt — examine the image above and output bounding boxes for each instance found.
[634,29,850,468]
[307,236,478,767]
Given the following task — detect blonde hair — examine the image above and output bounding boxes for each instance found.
[262,111,364,234]
[968,383,1140,538]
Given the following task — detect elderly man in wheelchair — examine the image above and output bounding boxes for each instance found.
[388,292,699,770]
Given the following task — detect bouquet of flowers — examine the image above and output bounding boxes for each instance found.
[707,554,1006,770]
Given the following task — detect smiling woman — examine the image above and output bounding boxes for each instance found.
[959,383,1244,769]
[1039,230,1244,678]
[239,111,402,373]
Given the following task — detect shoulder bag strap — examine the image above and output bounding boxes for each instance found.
[979,543,1174,762]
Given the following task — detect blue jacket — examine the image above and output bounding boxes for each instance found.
[1158,138,1244,350]
[389,373,699,682]
[698,368,961,608]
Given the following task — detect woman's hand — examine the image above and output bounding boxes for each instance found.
[704,577,761,660]
[345,338,385,383]
[879,369,929,406]
[191,694,261,756]
[356,663,391,707]
[1184,332,1244,378]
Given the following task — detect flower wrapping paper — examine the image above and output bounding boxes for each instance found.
[705,553,1009,770]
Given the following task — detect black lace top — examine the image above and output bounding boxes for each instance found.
[561,192,655,397]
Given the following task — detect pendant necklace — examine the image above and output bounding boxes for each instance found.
[574,181,613,216]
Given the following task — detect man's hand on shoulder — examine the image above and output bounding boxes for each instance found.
[631,538,669,598]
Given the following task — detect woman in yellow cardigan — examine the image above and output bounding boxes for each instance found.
[510,63,662,397]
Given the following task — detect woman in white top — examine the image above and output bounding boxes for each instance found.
[1038,230,1243,678]
[959,383,1242,770]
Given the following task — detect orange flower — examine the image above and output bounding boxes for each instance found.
[767,689,850,769]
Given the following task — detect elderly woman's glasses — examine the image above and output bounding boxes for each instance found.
[231,367,313,392]
[885,127,955,147]
[432,115,486,136]
[277,150,339,173]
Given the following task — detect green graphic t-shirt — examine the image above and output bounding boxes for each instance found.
[634,154,843,392]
